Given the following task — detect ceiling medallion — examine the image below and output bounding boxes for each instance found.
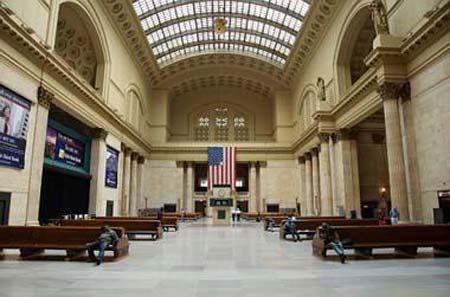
[214,18,227,35]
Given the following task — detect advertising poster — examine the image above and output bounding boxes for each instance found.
[45,126,85,168]
[0,85,31,169]
[105,146,118,188]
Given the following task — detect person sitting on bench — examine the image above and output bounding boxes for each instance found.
[87,225,119,265]
[318,223,346,264]
[284,216,301,242]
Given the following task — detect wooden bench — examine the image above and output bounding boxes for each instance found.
[0,226,128,260]
[58,219,163,240]
[94,216,179,232]
[280,218,378,240]
[264,216,345,231]
[164,213,202,221]
[312,224,450,258]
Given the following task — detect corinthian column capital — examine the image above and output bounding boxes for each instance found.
[37,86,54,109]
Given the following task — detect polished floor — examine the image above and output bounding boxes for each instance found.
[1,219,450,297]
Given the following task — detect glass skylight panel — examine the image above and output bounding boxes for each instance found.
[133,0,312,67]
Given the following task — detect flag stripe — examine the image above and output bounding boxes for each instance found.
[208,146,236,191]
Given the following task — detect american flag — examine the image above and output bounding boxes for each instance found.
[208,146,236,191]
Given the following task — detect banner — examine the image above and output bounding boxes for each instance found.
[0,85,31,169]
[45,126,85,168]
[105,146,119,188]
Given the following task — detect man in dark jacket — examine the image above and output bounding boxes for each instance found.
[87,225,119,265]
[284,216,301,242]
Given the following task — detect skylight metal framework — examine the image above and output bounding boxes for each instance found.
[132,0,311,67]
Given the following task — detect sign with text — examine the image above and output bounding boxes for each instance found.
[105,146,119,188]
[0,85,31,169]
[45,126,85,168]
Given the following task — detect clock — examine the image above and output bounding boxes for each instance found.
[218,189,225,198]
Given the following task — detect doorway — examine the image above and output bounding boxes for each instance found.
[195,200,206,216]
[236,200,249,212]
[0,192,11,225]
[438,190,450,223]
[38,167,90,224]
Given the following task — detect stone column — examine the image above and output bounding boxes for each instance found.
[121,145,131,216]
[298,157,306,216]
[88,128,108,216]
[350,133,361,218]
[304,153,313,216]
[311,148,320,215]
[249,162,257,213]
[136,155,145,212]
[186,161,194,213]
[319,133,333,215]
[256,163,261,213]
[129,152,138,216]
[398,83,422,222]
[334,129,358,217]
[329,134,337,214]
[378,82,410,221]
[25,87,53,225]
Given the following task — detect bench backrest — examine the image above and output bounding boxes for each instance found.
[0,226,125,247]
[333,224,450,245]
[295,219,378,230]
[59,219,161,232]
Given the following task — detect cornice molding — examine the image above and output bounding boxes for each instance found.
[283,0,342,86]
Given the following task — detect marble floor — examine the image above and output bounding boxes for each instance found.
[1,219,450,297]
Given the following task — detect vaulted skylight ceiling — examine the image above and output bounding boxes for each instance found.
[132,0,311,68]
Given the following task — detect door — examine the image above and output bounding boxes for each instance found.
[0,192,11,225]
[236,200,249,212]
[106,200,114,217]
[195,200,206,216]
[438,190,450,223]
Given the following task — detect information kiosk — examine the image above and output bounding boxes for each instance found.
[210,186,233,226]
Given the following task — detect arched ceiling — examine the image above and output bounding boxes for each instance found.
[132,0,311,67]
[103,0,341,88]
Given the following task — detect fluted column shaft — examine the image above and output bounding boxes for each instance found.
[129,153,138,216]
[304,153,313,216]
[379,82,410,221]
[319,134,333,215]
[249,162,257,213]
[298,157,306,216]
[136,156,145,212]
[186,162,194,213]
[121,146,131,216]
[312,149,320,215]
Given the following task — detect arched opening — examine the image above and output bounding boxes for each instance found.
[54,2,106,91]
[297,89,317,134]
[127,90,143,132]
[336,6,376,95]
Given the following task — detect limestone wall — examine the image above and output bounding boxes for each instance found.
[408,31,450,223]
[260,160,299,210]
[143,160,183,209]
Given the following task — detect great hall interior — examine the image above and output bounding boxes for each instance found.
[0,0,449,296]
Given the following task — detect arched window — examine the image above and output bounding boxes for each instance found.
[54,3,105,90]
[298,90,316,134]
[335,6,376,96]
[193,105,250,142]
